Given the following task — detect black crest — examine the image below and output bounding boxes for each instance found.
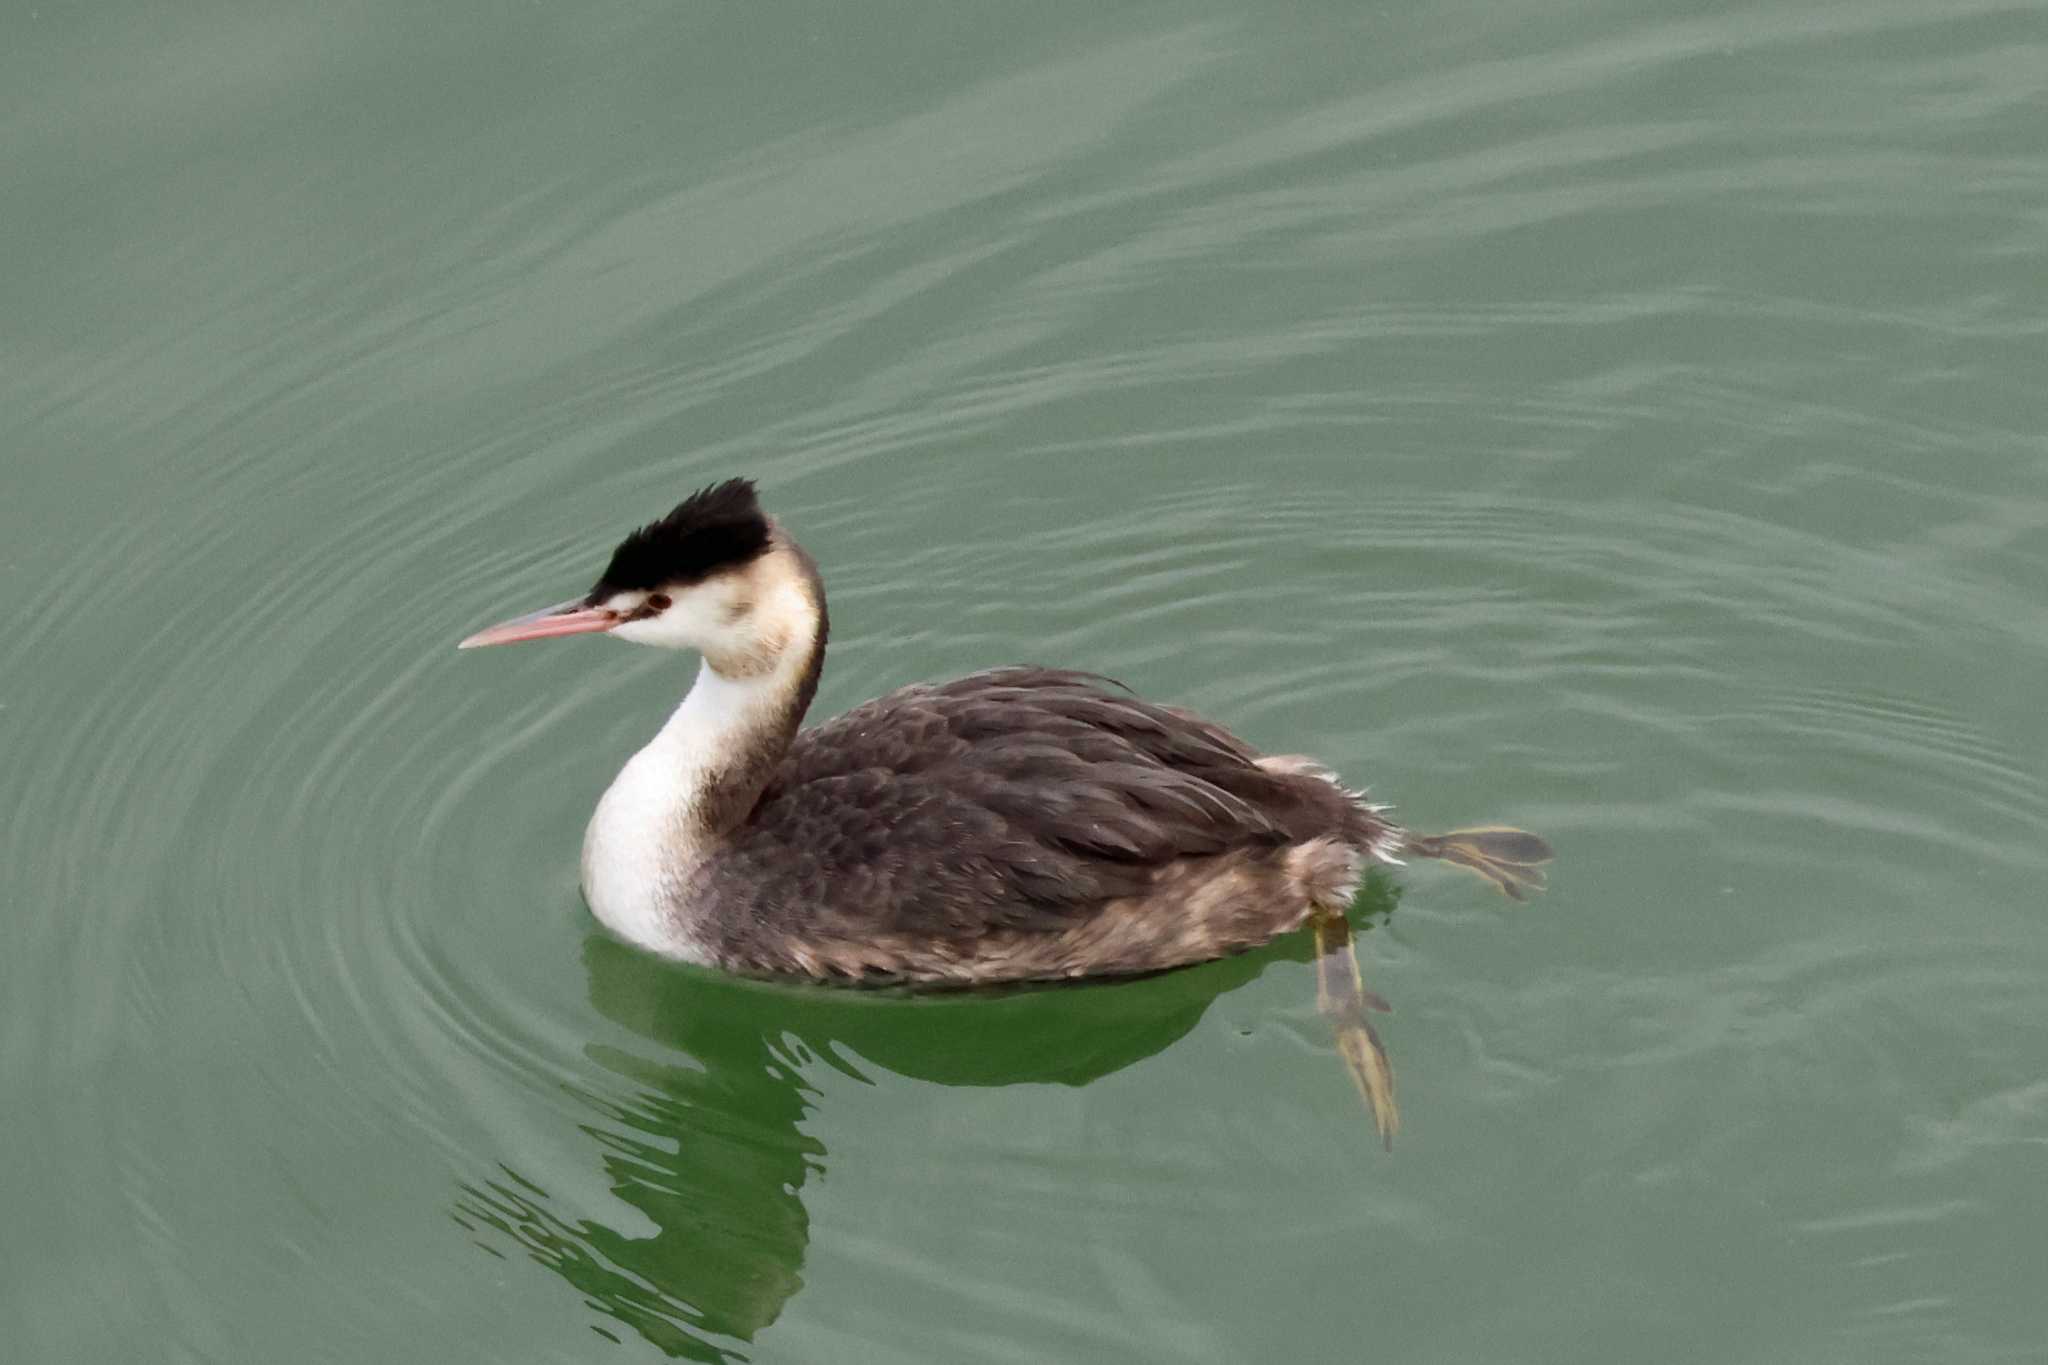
[589,478,772,597]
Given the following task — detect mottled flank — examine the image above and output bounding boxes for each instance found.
[681,668,1407,983]
[591,478,772,597]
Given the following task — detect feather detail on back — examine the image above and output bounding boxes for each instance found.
[681,668,1402,982]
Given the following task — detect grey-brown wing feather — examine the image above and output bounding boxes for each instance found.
[701,668,1350,955]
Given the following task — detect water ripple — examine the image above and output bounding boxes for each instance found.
[6,2,2047,1358]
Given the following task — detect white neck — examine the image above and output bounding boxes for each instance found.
[579,658,798,960]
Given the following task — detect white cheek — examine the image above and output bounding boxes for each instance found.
[607,585,734,650]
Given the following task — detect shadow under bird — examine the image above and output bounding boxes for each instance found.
[458,479,1552,1145]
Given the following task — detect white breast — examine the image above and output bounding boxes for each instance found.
[581,746,708,961]
[579,660,781,963]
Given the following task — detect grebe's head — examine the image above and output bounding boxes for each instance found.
[459,478,816,675]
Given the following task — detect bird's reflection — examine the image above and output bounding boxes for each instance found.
[454,873,1402,1359]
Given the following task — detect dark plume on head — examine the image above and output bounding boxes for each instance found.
[589,478,772,598]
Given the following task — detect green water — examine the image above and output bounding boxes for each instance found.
[6,1,2047,1360]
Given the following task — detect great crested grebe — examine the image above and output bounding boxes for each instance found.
[460,479,1551,1143]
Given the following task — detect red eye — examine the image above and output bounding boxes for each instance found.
[646,593,672,612]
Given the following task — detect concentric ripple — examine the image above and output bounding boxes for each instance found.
[6,0,2048,1360]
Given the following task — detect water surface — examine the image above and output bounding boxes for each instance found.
[5,1,2047,1361]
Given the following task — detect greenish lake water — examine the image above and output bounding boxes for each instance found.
[6,1,2046,1360]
